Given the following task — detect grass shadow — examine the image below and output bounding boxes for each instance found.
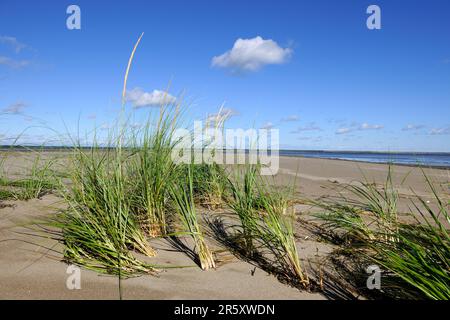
[165,235,201,268]
[205,215,317,291]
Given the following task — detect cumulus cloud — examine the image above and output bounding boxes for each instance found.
[402,124,425,131]
[125,88,177,108]
[212,36,292,72]
[2,101,27,114]
[0,35,27,53]
[0,56,30,69]
[281,115,299,122]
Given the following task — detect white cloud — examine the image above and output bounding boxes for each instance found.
[130,122,142,129]
[335,122,383,135]
[281,115,299,122]
[359,123,384,130]
[298,136,322,142]
[402,124,425,131]
[260,122,274,130]
[429,126,450,135]
[206,107,238,124]
[0,35,27,53]
[0,56,30,68]
[100,123,110,130]
[212,36,292,72]
[290,123,321,133]
[336,127,352,135]
[2,101,27,114]
[125,88,176,108]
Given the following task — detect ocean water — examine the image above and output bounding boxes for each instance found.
[1,146,450,168]
[279,150,450,168]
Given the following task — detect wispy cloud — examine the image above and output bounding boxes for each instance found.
[359,123,384,130]
[1,101,28,115]
[100,123,111,130]
[429,126,450,135]
[297,135,322,142]
[0,35,27,53]
[327,118,346,124]
[212,36,292,72]
[125,88,176,108]
[402,124,425,131]
[0,56,30,69]
[336,127,352,135]
[290,122,321,133]
[335,122,384,135]
[206,107,238,124]
[260,122,274,130]
[130,122,142,129]
[281,115,299,122]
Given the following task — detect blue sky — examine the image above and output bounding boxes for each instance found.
[0,0,449,151]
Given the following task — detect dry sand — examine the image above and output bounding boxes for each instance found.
[0,153,448,299]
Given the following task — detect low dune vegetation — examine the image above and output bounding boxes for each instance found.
[313,170,450,299]
[38,115,314,289]
[20,122,444,299]
[0,149,58,201]
[2,110,449,300]
[23,98,313,290]
[225,165,310,288]
[1,35,448,300]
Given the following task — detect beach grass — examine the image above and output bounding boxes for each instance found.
[2,33,446,300]
[169,164,216,270]
[46,139,158,276]
[227,164,260,252]
[255,180,309,287]
[192,162,230,209]
[0,151,57,200]
[315,169,450,299]
[127,104,183,237]
[226,164,310,287]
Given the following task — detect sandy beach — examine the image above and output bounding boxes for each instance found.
[0,153,448,300]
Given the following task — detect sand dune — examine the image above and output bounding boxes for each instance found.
[0,154,448,299]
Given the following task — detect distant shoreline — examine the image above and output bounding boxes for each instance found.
[1,145,450,154]
[2,145,450,169]
[278,154,450,170]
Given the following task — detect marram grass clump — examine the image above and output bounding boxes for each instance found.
[0,152,57,200]
[128,105,183,237]
[227,164,309,288]
[227,164,260,252]
[315,170,450,299]
[49,143,158,276]
[169,165,216,270]
[255,183,310,287]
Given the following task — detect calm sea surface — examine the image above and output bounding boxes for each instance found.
[279,150,450,168]
[1,146,450,168]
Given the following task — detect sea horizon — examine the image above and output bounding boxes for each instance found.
[2,145,450,168]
